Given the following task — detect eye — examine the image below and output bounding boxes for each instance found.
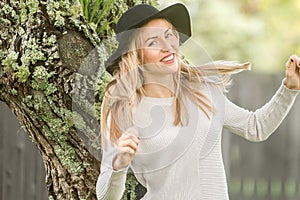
[148,40,158,47]
[165,32,174,39]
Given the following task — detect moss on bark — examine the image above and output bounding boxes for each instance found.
[0,0,157,199]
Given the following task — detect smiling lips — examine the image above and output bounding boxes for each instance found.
[160,53,175,64]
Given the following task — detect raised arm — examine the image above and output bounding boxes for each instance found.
[224,55,300,141]
[224,82,298,141]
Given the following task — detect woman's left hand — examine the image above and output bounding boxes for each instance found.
[285,54,300,90]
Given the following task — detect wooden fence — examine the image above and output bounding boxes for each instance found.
[223,72,300,200]
[0,102,48,200]
[1,72,300,200]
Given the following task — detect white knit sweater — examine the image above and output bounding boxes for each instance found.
[96,80,298,200]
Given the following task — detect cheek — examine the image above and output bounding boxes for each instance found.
[142,49,160,64]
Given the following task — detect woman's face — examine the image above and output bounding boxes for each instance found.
[139,18,180,75]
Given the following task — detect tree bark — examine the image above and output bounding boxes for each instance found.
[0,0,151,199]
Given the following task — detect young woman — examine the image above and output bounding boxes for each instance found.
[96,3,300,200]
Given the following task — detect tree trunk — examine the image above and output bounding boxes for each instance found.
[0,0,151,199]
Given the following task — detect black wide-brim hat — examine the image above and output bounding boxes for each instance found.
[105,3,192,75]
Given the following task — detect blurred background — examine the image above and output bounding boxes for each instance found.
[1,0,300,199]
[161,0,300,73]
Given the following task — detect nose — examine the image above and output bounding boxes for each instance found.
[160,39,174,52]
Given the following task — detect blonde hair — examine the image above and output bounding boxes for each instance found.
[101,22,250,146]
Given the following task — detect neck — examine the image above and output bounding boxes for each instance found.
[142,72,176,98]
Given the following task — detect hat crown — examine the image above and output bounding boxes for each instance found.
[116,4,159,34]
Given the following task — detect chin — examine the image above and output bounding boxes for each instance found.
[165,61,179,74]
[143,61,179,74]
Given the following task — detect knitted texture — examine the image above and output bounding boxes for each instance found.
[96,81,298,200]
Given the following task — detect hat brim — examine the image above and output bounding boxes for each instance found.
[106,3,191,74]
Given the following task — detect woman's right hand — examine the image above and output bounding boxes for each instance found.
[112,127,140,171]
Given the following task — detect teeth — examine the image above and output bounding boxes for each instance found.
[162,54,174,62]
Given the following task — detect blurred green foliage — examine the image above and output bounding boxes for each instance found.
[160,0,300,73]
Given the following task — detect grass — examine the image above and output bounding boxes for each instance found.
[79,0,118,35]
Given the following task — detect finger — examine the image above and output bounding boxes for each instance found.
[122,133,139,142]
[118,138,139,150]
[296,56,300,69]
[286,55,297,69]
[286,55,298,75]
[120,133,139,145]
[118,146,136,154]
[119,141,137,151]
[123,135,139,145]
[123,134,140,145]
[119,133,139,145]
[127,134,140,144]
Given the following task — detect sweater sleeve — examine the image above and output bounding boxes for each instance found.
[224,80,299,142]
[96,133,128,200]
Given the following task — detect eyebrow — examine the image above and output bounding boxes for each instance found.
[145,28,171,43]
